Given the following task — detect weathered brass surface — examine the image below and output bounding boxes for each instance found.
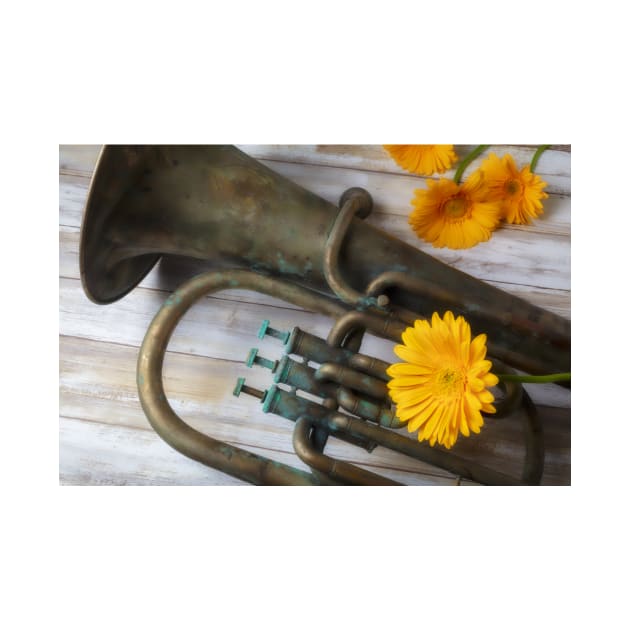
[80,145,570,485]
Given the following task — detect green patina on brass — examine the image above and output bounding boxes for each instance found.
[273,356,338,400]
[257,319,290,344]
[245,348,278,372]
[80,145,569,485]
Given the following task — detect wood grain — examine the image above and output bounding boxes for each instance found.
[59,144,571,485]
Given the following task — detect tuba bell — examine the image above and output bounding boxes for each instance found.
[80,145,570,485]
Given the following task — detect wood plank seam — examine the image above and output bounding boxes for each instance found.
[236,145,568,180]
[59,332,243,362]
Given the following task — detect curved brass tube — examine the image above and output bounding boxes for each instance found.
[323,188,382,309]
[336,388,406,429]
[367,271,570,347]
[137,269,349,486]
[347,353,391,381]
[520,390,545,483]
[292,418,401,486]
[327,310,406,347]
[314,363,389,400]
[366,271,469,318]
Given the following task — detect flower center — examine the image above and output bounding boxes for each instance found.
[443,197,468,219]
[504,179,523,197]
[436,367,464,396]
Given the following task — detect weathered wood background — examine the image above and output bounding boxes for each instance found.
[59,145,571,485]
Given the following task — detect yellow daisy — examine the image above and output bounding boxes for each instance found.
[384,145,458,176]
[479,152,549,224]
[409,171,502,249]
[387,312,498,449]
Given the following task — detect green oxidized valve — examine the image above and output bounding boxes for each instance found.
[233,323,380,453]
[257,319,290,344]
[245,347,279,373]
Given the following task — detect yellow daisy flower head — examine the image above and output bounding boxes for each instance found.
[479,152,549,224]
[409,171,502,249]
[387,312,499,449]
[384,145,458,176]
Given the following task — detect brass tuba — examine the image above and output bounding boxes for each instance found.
[80,145,570,485]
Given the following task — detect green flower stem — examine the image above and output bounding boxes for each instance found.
[497,372,571,384]
[453,145,489,184]
[530,145,550,173]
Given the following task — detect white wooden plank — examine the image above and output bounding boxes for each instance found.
[60,416,247,486]
[59,173,90,226]
[367,213,569,292]
[59,145,101,174]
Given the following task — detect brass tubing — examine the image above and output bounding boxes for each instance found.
[137,269,350,486]
[490,359,524,418]
[336,388,405,429]
[261,385,377,453]
[285,327,355,365]
[520,389,544,484]
[310,396,339,456]
[368,271,570,346]
[366,271,464,315]
[323,190,378,309]
[285,326,394,381]
[327,310,406,348]
[292,418,402,486]
[323,308,392,380]
[273,356,338,400]
[322,413,528,485]
[338,325,365,354]
[347,354,391,382]
[314,363,389,400]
